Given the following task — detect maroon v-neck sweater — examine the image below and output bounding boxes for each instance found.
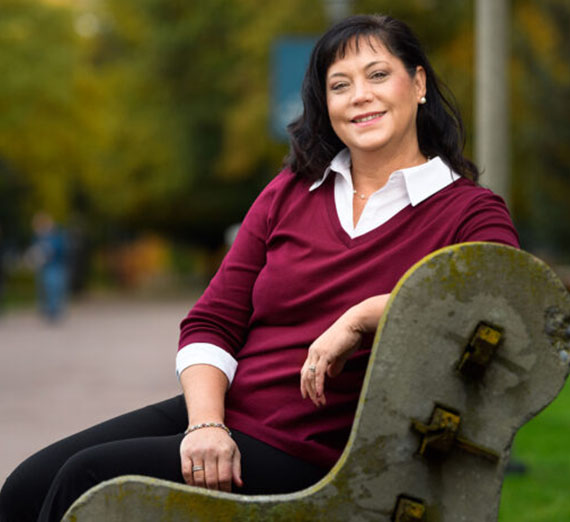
[179,168,519,468]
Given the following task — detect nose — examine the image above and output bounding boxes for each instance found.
[351,80,373,104]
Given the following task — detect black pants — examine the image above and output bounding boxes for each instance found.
[0,395,327,522]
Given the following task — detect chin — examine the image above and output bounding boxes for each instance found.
[349,141,390,153]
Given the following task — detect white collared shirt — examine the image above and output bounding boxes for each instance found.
[309,149,459,238]
[177,149,459,383]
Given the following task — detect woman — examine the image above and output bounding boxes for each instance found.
[0,14,518,522]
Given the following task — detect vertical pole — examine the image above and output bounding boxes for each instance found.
[475,0,510,203]
[322,0,352,24]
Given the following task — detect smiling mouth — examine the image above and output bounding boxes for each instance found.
[351,112,386,124]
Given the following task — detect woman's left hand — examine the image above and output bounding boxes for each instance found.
[300,294,390,407]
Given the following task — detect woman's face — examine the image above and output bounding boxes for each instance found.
[326,37,426,158]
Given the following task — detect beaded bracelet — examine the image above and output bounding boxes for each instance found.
[184,422,232,437]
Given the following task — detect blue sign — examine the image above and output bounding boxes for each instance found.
[270,37,318,142]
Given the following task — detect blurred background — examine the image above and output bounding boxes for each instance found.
[0,0,568,520]
[0,0,568,305]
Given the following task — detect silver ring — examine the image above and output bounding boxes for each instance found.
[192,465,204,473]
[308,365,316,373]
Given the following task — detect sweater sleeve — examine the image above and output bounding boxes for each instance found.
[454,190,520,247]
[178,176,278,358]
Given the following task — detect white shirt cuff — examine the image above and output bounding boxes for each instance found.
[176,343,238,386]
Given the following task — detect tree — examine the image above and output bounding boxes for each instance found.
[511,0,570,256]
[1,0,567,258]
[0,0,78,227]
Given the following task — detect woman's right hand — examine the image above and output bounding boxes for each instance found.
[180,427,243,492]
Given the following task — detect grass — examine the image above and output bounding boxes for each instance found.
[499,379,570,521]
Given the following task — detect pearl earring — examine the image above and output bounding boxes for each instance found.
[419,96,427,105]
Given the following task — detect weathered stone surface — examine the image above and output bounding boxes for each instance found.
[63,243,570,521]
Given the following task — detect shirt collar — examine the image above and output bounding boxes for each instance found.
[309,148,459,205]
[309,148,351,191]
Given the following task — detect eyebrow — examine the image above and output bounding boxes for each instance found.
[327,60,390,80]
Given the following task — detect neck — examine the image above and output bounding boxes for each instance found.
[350,145,427,195]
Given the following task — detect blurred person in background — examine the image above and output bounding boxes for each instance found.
[0,14,519,521]
[29,212,69,322]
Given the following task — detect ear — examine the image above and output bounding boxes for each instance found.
[414,65,427,100]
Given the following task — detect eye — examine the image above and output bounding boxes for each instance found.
[370,70,388,81]
[329,81,349,92]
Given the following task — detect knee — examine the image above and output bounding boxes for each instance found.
[34,449,104,522]
[0,445,105,522]
[0,462,40,522]
[52,448,101,492]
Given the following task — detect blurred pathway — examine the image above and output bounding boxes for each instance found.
[0,296,195,484]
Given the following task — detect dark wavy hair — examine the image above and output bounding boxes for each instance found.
[285,14,479,182]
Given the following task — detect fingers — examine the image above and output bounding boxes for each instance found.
[300,356,327,407]
[181,453,196,486]
[216,444,238,492]
[194,456,238,492]
[184,459,222,490]
[300,310,365,406]
[301,362,318,406]
[204,455,219,490]
[232,449,243,489]
[180,430,242,492]
[314,358,328,399]
[191,461,207,489]
[217,457,232,492]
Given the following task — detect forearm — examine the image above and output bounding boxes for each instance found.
[345,293,391,334]
[180,364,229,427]
[179,364,242,490]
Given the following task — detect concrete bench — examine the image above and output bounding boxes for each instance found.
[63,242,570,521]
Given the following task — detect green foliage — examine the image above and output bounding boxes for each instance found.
[511,0,570,256]
[63,0,326,239]
[0,0,78,224]
[0,0,568,257]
